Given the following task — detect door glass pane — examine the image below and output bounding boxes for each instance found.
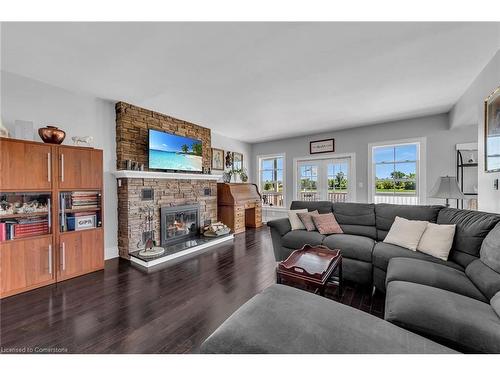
[327,161,349,202]
[298,164,318,201]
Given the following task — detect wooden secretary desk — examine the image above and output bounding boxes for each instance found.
[217,183,262,234]
[0,137,104,298]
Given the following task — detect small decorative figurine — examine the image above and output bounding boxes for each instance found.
[71,136,94,146]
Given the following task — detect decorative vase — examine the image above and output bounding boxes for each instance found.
[222,171,232,183]
[38,126,66,144]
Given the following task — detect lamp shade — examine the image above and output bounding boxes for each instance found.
[429,176,465,199]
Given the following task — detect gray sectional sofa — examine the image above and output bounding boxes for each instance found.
[265,201,500,353]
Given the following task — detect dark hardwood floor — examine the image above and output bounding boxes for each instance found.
[0,226,384,353]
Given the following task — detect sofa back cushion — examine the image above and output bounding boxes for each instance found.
[290,201,333,214]
[465,259,500,300]
[332,203,376,239]
[480,222,500,273]
[438,208,500,268]
[375,204,442,241]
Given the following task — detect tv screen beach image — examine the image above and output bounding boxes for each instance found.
[149,130,203,171]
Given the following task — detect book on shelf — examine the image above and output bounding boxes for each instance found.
[64,191,100,210]
[1,218,49,241]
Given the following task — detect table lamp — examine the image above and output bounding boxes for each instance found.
[429,176,465,207]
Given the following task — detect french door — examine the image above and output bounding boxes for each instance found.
[296,157,353,202]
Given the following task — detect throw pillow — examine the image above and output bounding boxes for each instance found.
[311,213,343,235]
[383,216,428,251]
[480,223,500,274]
[287,209,308,230]
[491,291,500,320]
[297,210,320,231]
[416,222,456,261]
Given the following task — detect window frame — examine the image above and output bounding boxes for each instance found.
[368,138,426,204]
[256,153,286,209]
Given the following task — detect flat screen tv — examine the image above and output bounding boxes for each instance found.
[148,129,203,172]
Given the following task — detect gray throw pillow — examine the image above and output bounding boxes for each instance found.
[480,223,500,273]
[491,291,500,320]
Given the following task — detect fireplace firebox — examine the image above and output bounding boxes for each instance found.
[160,204,200,246]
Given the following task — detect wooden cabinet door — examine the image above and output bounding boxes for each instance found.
[0,139,53,190]
[58,229,104,281]
[57,147,102,189]
[0,236,55,298]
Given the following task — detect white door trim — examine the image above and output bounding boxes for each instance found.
[293,153,357,202]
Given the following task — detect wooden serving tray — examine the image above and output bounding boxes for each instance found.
[278,244,340,283]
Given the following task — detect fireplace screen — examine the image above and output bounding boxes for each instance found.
[161,204,199,246]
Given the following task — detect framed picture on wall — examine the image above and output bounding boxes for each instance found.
[310,138,335,154]
[232,152,243,171]
[211,148,225,170]
[485,86,500,173]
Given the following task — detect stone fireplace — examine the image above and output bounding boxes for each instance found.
[161,204,200,246]
[117,177,218,259]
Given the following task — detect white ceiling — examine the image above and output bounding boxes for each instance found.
[2,22,499,143]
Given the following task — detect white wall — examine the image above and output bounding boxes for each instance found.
[1,71,118,258]
[450,50,500,213]
[251,113,477,207]
[1,71,254,258]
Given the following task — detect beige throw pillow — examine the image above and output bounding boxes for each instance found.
[312,213,344,235]
[417,222,456,261]
[297,210,320,231]
[383,216,428,251]
[287,209,308,230]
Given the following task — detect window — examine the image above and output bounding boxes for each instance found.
[370,140,424,205]
[258,155,285,207]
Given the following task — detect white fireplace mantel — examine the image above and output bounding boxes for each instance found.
[113,170,222,181]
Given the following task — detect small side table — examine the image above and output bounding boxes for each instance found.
[276,244,342,299]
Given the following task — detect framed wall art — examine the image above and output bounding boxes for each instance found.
[310,138,335,154]
[232,152,243,171]
[485,87,500,173]
[211,148,225,170]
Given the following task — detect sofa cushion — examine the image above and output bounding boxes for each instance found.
[383,216,429,251]
[437,208,500,268]
[372,242,463,272]
[312,213,343,235]
[297,210,320,231]
[332,203,377,239]
[386,258,487,302]
[480,222,500,273]
[465,259,500,300]
[375,204,442,241]
[290,200,333,214]
[416,222,456,261]
[201,284,456,354]
[385,281,500,353]
[323,234,375,263]
[281,230,325,250]
[288,209,308,230]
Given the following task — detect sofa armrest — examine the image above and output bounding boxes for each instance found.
[267,218,292,236]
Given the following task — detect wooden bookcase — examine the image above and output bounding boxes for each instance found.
[0,137,104,298]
